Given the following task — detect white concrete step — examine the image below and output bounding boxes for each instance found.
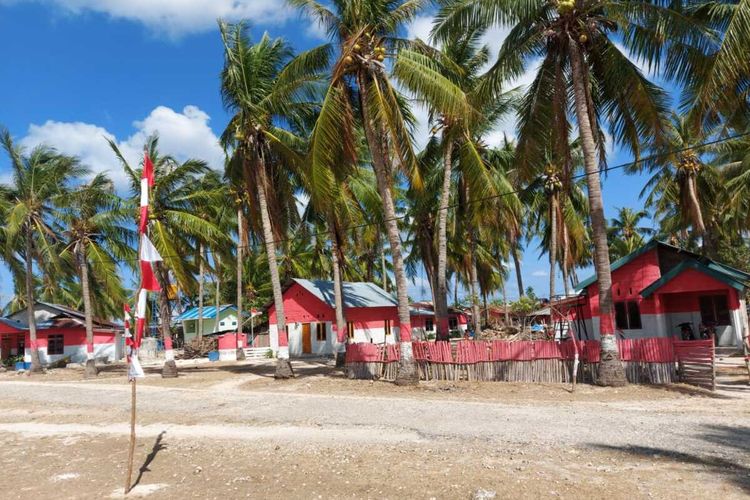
[244,347,271,359]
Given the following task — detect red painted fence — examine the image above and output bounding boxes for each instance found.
[347,337,702,365]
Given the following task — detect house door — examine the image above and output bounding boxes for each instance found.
[0,335,10,360]
[302,323,312,354]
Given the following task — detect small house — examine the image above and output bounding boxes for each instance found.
[175,305,243,344]
[267,279,400,357]
[573,240,750,347]
[0,302,122,365]
[409,302,470,337]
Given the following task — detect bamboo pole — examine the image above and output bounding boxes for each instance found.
[125,378,137,494]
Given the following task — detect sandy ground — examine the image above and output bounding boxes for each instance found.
[0,358,748,499]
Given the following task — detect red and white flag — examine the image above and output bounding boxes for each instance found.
[139,151,155,233]
[139,234,163,291]
[125,301,145,380]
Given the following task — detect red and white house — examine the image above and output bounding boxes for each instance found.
[568,240,750,347]
[409,302,470,337]
[267,279,400,358]
[0,302,123,365]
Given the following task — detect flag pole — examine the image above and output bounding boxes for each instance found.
[125,377,137,493]
[124,146,155,494]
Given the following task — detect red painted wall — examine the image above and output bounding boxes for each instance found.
[581,249,742,319]
[269,283,335,324]
[269,282,399,327]
[23,328,117,348]
[586,249,662,318]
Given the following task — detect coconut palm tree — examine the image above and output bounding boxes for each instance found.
[219,21,327,378]
[396,27,517,339]
[287,0,436,385]
[685,0,750,130]
[54,173,134,377]
[433,0,698,385]
[607,207,654,260]
[632,113,721,252]
[1,128,84,372]
[110,135,224,377]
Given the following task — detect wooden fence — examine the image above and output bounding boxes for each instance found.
[673,339,715,390]
[345,337,715,388]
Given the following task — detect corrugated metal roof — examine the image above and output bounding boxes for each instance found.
[293,279,397,308]
[176,305,235,321]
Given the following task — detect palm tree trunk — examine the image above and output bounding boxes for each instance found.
[454,272,459,307]
[198,243,205,340]
[25,228,42,373]
[562,221,571,297]
[482,290,489,328]
[331,228,347,368]
[358,70,417,385]
[512,245,525,297]
[235,211,246,361]
[549,193,558,302]
[500,274,510,326]
[79,246,98,378]
[469,243,481,335]
[215,254,221,332]
[253,151,292,379]
[156,264,178,378]
[568,39,626,386]
[687,175,708,251]
[381,244,388,293]
[435,139,453,341]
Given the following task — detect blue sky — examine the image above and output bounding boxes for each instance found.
[0,1,673,306]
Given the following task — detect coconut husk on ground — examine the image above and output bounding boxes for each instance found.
[182,337,218,359]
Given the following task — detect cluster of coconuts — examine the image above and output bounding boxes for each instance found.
[556,0,575,14]
[679,152,701,172]
[344,33,386,66]
[544,166,563,192]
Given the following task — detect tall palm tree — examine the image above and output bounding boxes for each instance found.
[219,21,326,378]
[608,207,654,260]
[288,0,433,385]
[54,173,134,377]
[111,136,223,377]
[685,0,750,130]
[1,129,84,372]
[632,113,719,252]
[396,27,517,339]
[434,0,696,385]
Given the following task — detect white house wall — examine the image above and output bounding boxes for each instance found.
[271,321,396,358]
[25,343,116,365]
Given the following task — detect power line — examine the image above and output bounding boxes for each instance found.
[111,130,750,266]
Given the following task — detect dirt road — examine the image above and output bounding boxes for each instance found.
[0,360,748,499]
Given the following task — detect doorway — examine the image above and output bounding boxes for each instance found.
[302,323,312,354]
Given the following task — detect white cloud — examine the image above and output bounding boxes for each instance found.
[531,269,549,277]
[403,16,537,146]
[19,105,224,189]
[407,15,435,44]
[4,0,292,37]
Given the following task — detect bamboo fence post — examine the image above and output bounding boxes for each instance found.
[125,378,137,494]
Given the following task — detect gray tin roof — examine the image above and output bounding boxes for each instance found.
[293,279,397,308]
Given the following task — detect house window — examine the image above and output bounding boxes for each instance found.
[17,336,25,353]
[614,301,642,330]
[347,322,355,339]
[449,317,458,330]
[699,295,731,326]
[316,323,326,341]
[425,319,434,332]
[384,320,392,336]
[47,334,64,355]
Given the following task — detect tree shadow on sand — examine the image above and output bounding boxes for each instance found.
[591,424,750,493]
[131,431,168,489]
